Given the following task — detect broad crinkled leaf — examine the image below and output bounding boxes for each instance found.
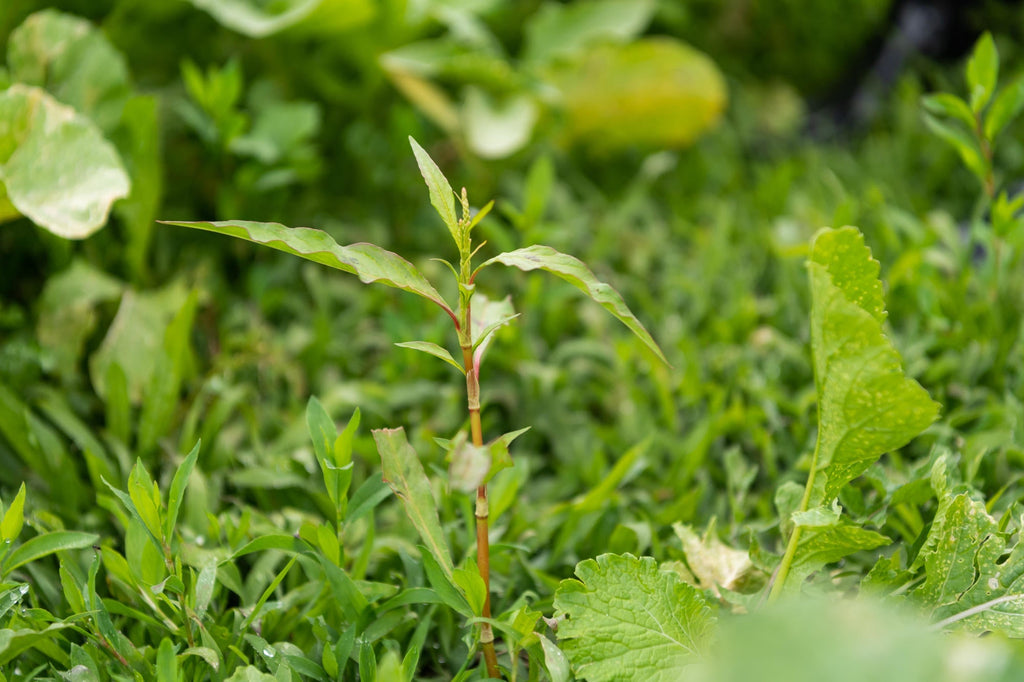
[909,463,1024,636]
[807,227,939,505]
[0,85,129,238]
[161,220,454,318]
[554,553,715,681]
[7,10,131,132]
[374,428,454,579]
[484,245,667,364]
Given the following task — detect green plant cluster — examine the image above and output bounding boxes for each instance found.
[4,1,1024,681]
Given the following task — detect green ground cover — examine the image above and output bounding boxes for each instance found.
[3,1,1024,680]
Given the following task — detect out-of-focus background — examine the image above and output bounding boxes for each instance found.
[3,1,1024,678]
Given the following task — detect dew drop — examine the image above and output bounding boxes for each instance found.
[262,647,276,659]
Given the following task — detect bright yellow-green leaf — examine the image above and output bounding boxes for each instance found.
[548,38,726,151]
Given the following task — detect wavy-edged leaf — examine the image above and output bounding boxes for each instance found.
[0,85,129,238]
[395,341,464,374]
[807,227,938,505]
[409,136,458,240]
[160,220,454,318]
[483,245,667,364]
[785,523,891,592]
[374,428,454,579]
[554,553,715,681]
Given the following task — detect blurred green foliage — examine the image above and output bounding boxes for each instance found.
[3,0,1024,679]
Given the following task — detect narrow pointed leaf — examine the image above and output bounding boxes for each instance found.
[0,483,26,542]
[985,74,1024,140]
[160,220,454,319]
[165,442,200,539]
[374,428,455,578]
[483,245,667,364]
[807,227,939,505]
[967,32,998,113]
[409,137,458,240]
[554,553,715,681]
[3,531,99,574]
[395,341,465,374]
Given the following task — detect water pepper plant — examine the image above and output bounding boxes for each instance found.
[163,137,667,678]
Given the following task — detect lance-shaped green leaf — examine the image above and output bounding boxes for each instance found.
[2,531,99,575]
[0,483,26,542]
[806,227,939,506]
[409,137,458,241]
[160,220,455,320]
[967,32,998,113]
[482,245,667,364]
[374,427,454,579]
[554,553,715,681]
[394,341,465,374]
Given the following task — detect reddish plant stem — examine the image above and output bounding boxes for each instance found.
[464,348,500,679]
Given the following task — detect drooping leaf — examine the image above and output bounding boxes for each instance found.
[160,220,454,319]
[0,85,129,238]
[923,113,987,183]
[409,136,458,240]
[483,245,667,364]
[921,93,975,129]
[2,531,99,575]
[374,428,454,578]
[806,227,939,506]
[554,553,715,681]
[395,341,465,374]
